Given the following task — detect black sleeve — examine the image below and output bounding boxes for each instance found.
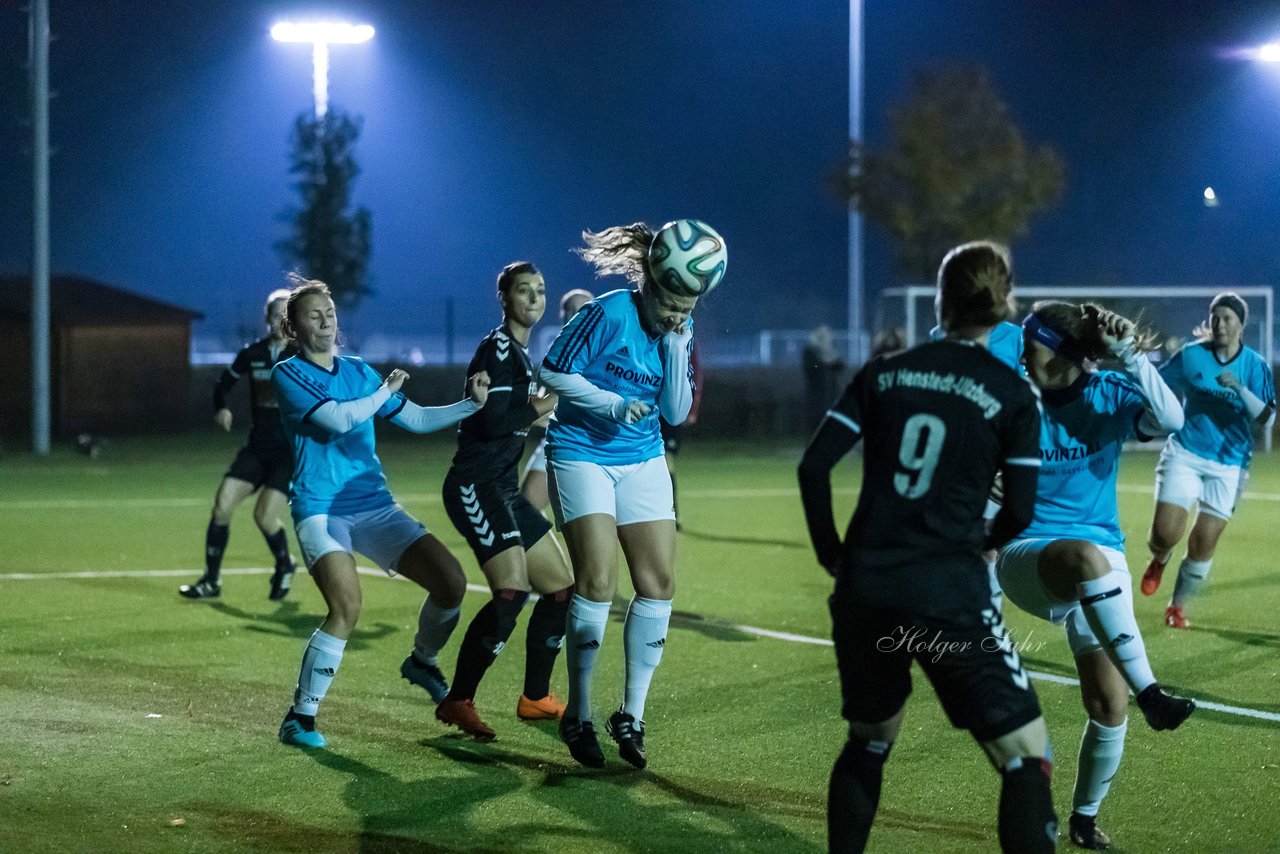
[797,370,865,574]
[470,339,539,439]
[212,345,251,411]
[983,463,1037,551]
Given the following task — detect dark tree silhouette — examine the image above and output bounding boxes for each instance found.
[277,109,373,309]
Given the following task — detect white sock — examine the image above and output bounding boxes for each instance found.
[1171,558,1212,607]
[622,596,672,722]
[1077,571,1156,693]
[292,629,346,716]
[1071,717,1127,817]
[414,597,461,665]
[565,595,610,721]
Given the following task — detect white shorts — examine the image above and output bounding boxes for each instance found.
[996,539,1133,657]
[295,503,427,574]
[548,456,674,528]
[1154,438,1246,520]
[524,438,548,476]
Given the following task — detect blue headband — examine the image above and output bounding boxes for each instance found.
[1022,315,1089,363]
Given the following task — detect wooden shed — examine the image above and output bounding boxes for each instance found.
[0,275,202,437]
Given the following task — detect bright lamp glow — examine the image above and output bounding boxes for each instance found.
[1260,42,1280,62]
[271,20,374,119]
[270,21,374,44]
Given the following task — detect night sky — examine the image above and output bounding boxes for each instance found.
[2,1,1280,352]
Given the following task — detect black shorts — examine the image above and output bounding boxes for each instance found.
[830,582,1041,742]
[442,474,552,565]
[225,442,293,495]
[660,419,683,455]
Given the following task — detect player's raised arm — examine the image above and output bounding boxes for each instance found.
[387,370,488,434]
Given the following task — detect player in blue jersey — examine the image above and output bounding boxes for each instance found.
[1140,293,1276,628]
[270,276,490,749]
[434,262,576,740]
[996,301,1196,849]
[180,289,298,601]
[522,288,595,513]
[539,223,698,769]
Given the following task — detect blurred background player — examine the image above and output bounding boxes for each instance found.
[270,276,490,749]
[659,339,702,531]
[180,288,298,601]
[522,288,594,513]
[435,262,575,740]
[997,301,1195,849]
[1141,292,1275,628]
[540,223,698,769]
[799,241,1055,854]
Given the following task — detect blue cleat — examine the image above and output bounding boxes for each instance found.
[400,655,450,704]
[278,711,326,748]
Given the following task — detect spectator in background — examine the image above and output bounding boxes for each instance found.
[869,326,906,359]
[803,324,844,431]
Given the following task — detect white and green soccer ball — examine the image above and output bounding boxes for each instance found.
[647,219,727,297]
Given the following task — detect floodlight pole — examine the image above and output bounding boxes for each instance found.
[30,0,51,456]
[847,0,865,365]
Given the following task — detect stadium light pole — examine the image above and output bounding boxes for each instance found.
[270,20,374,119]
[30,0,51,456]
[847,0,866,365]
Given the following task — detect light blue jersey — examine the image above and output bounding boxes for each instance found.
[1161,341,1275,468]
[272,355,407,520]
[542,288,690,465]
[930,320,1024,374]
[1018,370,1149,550]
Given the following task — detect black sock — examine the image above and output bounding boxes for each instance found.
[448,589,528,701]
[285,708,316,729]
[998,758,1057,853]
[264,528,291,568]
[524,585,572,699]
[205,521,230,582]
[828,736,892,854]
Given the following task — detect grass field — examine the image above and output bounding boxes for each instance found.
[2,431,1279,853]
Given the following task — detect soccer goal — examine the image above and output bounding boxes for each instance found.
[878,285,1275,368]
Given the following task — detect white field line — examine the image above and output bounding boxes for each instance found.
[11,482,1280,511]
[2,566,1276,724]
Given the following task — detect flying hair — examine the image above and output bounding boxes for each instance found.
[573,223,656,289]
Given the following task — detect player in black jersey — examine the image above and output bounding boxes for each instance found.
[799,242,1057,853]
[428,262,574,739]
[180,290,299,601]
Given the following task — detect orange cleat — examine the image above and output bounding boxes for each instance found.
[517,693,566,721]
[435,698,496,741]
[1141,558,1166,596]
[1164,605,1190,629]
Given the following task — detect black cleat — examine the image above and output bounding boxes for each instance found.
[178,577,221,599]
[400,655,450,703]
[269,560,296,601]
[1068,812,1111,849]
[606,709,647,769]
[559,716,605,768]
[1135,684,1195,731]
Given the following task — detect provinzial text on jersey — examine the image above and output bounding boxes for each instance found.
[604,361,662,387]
[877,369,1003,419]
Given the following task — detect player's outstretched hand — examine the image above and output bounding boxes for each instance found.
[468,371,491,407]
[383,368,409,394]
[213,408,233,432]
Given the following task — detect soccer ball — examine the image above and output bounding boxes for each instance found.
[647,219,728,297]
